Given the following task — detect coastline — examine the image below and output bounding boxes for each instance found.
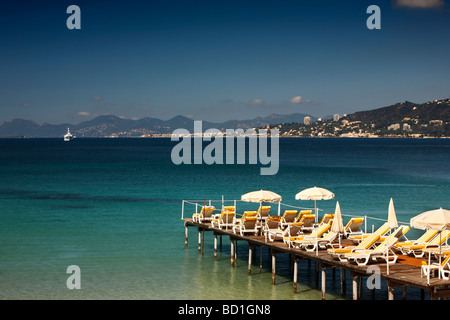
[1,135,449,139]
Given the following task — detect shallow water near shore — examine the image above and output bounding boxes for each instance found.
[0,137,449,299]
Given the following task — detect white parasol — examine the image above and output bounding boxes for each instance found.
[410,208,450,284]
[241,189,282,216]
[295,186,335,222]
[241,189,282,203]
[387,198,399,229]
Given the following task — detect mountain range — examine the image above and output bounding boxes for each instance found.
[0,98,448,138]
[0,113,317,138]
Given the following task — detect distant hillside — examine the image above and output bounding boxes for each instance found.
[267,98,450,138]
[0,112,314,138]
[345,100,450,128]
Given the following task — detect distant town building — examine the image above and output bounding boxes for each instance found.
[403,123,412,132]
[304,116,311,125]
[387,124,400,131]
[333,114,340,121]
[429,120,443,126]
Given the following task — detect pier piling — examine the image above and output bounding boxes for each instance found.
[230,240,235,266]
[321,265,326,300]
[271,250,276,285]
[248,245,252,275]
[184,223,188,248]
[259,246,263,273]
[197,228,202,253]
[340,268,346,297]
[293,258,298,293]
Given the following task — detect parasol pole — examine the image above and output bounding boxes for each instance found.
[315,200,318,223]
[259,201,263,226]
[439,230,442,279]
[427,247,431,285]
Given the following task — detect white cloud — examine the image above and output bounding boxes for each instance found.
[289,96,312,104]
[289,96,303,103]
[395,0,445,8]
[247,98,264,105]
[78,111,90,116]
[91,96,102,101]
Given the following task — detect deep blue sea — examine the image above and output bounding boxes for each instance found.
[0,137,449,300]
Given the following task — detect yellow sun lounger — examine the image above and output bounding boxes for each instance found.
[327,223,390,261]
[407,230,450,258]
[395,229,439,253]
[296,214,316,231]
[282,222,304,246]
[313,213,334,228]
[233,211,258,225]
[233,215,259,236]
[285,221,333,248]
[295,210,312,223]
[264,216,284,242]
[192,206,216,223]
[348,222,391,244]
[256,206,271,222]
[343,217,365,238]
[279,210,298,228]
[344,226,410,266]
[296,230,339,252]
[211,208,236,229]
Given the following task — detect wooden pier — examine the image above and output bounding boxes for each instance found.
[183,218,450,300]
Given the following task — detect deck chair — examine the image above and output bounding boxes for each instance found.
[222,206,236,213]
[233,211,258,226]
[408,230,450,258]
[212,206,235,219]
[327,223,391,261]
[233,215,258,236]
[295,210,312,223]
[420,246,450,259]
[264,216,284,242]
[296,214,316,232]
[343,217,365,238]
[256,206,271,222]
[296,230,339,252]
[421,253,450,281]
[211,210,236,229]
[344,226,410,266]
[348,222,391,244]
[282,222,304,246]
[395,229,439,253]
[313,213,334,228]
[192,206,215,223]
[279,210,298,228]
[288,222,332,248]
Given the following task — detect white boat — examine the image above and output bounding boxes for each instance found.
[64,128,74,141]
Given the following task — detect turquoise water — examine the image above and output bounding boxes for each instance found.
[0,138,449,299]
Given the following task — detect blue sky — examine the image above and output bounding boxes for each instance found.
[1,0,449,124]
